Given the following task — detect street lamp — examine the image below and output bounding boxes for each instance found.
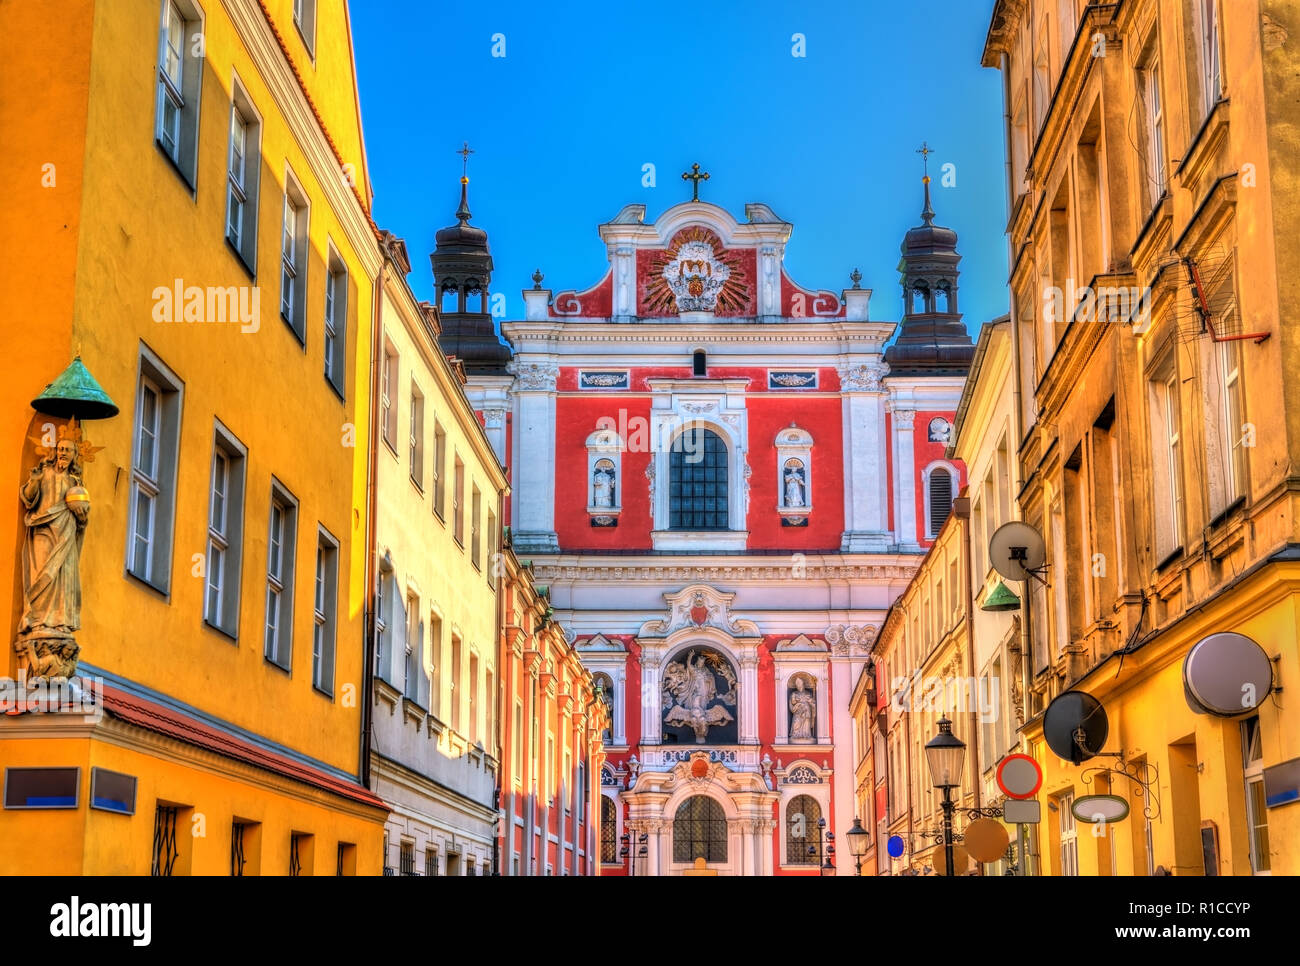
[845,818,870,876]
[619,830,647,876]
[807,816,835,875]
[925,717,967,877]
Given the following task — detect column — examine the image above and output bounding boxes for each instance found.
[729,819,747,875]
[738,650,760,744]
[839,362,892,552]
[641,644,663,744]
[480,407,507,467]
[890,406,921,551]
[509,359,559,553]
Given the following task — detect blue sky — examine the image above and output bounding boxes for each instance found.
[350,0,1008,331]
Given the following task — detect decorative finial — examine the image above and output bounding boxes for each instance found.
[682,162,710,201]
[532,269,544,290]
[850,268,862,290]
[455,142,475,224]
[457,141,475,177]
[916,141,935,226]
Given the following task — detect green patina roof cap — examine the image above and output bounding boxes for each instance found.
[31,356,119,420]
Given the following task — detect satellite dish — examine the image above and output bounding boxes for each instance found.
[988,522,1047,582]
[1043,690,1109,765]
[1183,632,1274,717]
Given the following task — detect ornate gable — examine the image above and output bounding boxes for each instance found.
[637,584,760,638]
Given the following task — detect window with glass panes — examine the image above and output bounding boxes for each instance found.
[673,795,727,863]
[669,428,728,530]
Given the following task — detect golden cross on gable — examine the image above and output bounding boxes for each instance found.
[682,162,710,201]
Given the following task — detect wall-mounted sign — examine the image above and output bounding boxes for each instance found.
[996,753,1043,799]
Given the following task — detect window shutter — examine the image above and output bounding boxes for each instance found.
[929,470,953,536]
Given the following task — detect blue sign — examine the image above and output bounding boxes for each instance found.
[887,835,905,858]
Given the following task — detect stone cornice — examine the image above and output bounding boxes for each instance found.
[533,557,921,584]
[502,320,895,349]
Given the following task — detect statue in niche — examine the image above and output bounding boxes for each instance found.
[663,649,736,744]
[789,677,815,742]
[15,419,100,683]
[593,462,615,508]
[784,462,806,508]
[928,418,952,444]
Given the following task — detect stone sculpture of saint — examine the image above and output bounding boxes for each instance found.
[789,678,815,741]
[593,467,614,508]
[15,425,96,682]
[784,468,806,508]
[683,651,716,714]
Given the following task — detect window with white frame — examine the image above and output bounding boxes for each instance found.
[375,570,391,678]
[1197,0,1224,117]
[1241,715,1270,874]
[128,350,183,593]
[469,654,480,743]
[1138,44,1166,209]
[380,341,398,448]
[428,609,442,717]
[432,421,447,518]
[1219,338,1246,506]
[204,424,246,637]
[1059,791,1078,875]
[154,0,204,185]
[403,592,420,702]
[292,0,316,57]
[312,528,338,695]
[224,81,261,271]
[280,173,309,340]
[471,486,481,569]
[1149,358,1184,559]
[450,634,462,732]
[264,482,298,670]
[324,254,347,395]
[409,382,424,489]
[453,456,465,545]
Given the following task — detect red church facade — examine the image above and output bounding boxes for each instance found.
[438,172,974,875]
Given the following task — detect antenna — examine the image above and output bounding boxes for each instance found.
[988,521,1049,586]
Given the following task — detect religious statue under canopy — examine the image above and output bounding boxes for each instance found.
[14,418,100,682]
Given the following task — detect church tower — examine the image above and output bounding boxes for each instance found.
[884,163,976,376]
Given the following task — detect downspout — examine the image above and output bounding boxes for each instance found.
[492,490,506,874]
[360,263,386,788]
[955,495,981,817]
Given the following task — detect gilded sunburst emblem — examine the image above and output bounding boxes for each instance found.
[644,227,749,315]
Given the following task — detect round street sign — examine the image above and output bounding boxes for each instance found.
[887,835,906,858]
[996,754,1043,800]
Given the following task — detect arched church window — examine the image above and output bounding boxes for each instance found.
[673,795,727,863]
[927,465,954,537]
[593,672,614,743]
[600,796,617,863]
[786,794,822,865]
[669,428,728,530]
[692,350,707,376]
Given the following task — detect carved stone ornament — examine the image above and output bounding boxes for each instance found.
[837,363,885,391]
[891,408,917,429]
[507,361,559,391]
[15,418,103,682]
[638,584,760,638]
[824,623,880,656]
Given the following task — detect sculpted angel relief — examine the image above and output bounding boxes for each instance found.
[662,648,737,744]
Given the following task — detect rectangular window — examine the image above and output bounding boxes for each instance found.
[513,701,522,779]
[547,735,555,805]
[324,253,347,395]
[128,349,183,593]
[264,482,298,670]
[224,80,261,272]
[471,485,481,568]
[155,0,204,185]
[204,423,246,637]
[425,848,439,876]
[486,508,498,588]
[403,592,420,701]
[152,804,181,875]
[432,422,447,518]
[1150,365,1184,557]
[1139,50,1166,208]
[4,767,80,809]
[380,342,398,448]
[312,528,338,695]
[1220,340,1246,504]
[469,653,480,744]
[453,456,465,545]
[375,572,391,679]
[1059,791,1078,876]
[450,634,462,732]
[280,172,309,341]
[1241,716,1270,874]
[429,611,442,717]
[409,383,425,489]
[293,0,316,57]
[90,768,138,815]
[399,841,415,876]
[1198,0,1223,115]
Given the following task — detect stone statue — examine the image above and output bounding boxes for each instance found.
[15,420,99,683]
[784,468,806,508]
[663,649,735,743]
[789,678,815,741]
[593,467,614,508]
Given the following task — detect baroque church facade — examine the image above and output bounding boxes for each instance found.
[436,169,975,875]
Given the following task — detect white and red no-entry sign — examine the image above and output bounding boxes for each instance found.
[996,754,1043,799]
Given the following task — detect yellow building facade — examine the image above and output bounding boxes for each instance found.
[0,0,386,873]
[983,0,1300,875]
